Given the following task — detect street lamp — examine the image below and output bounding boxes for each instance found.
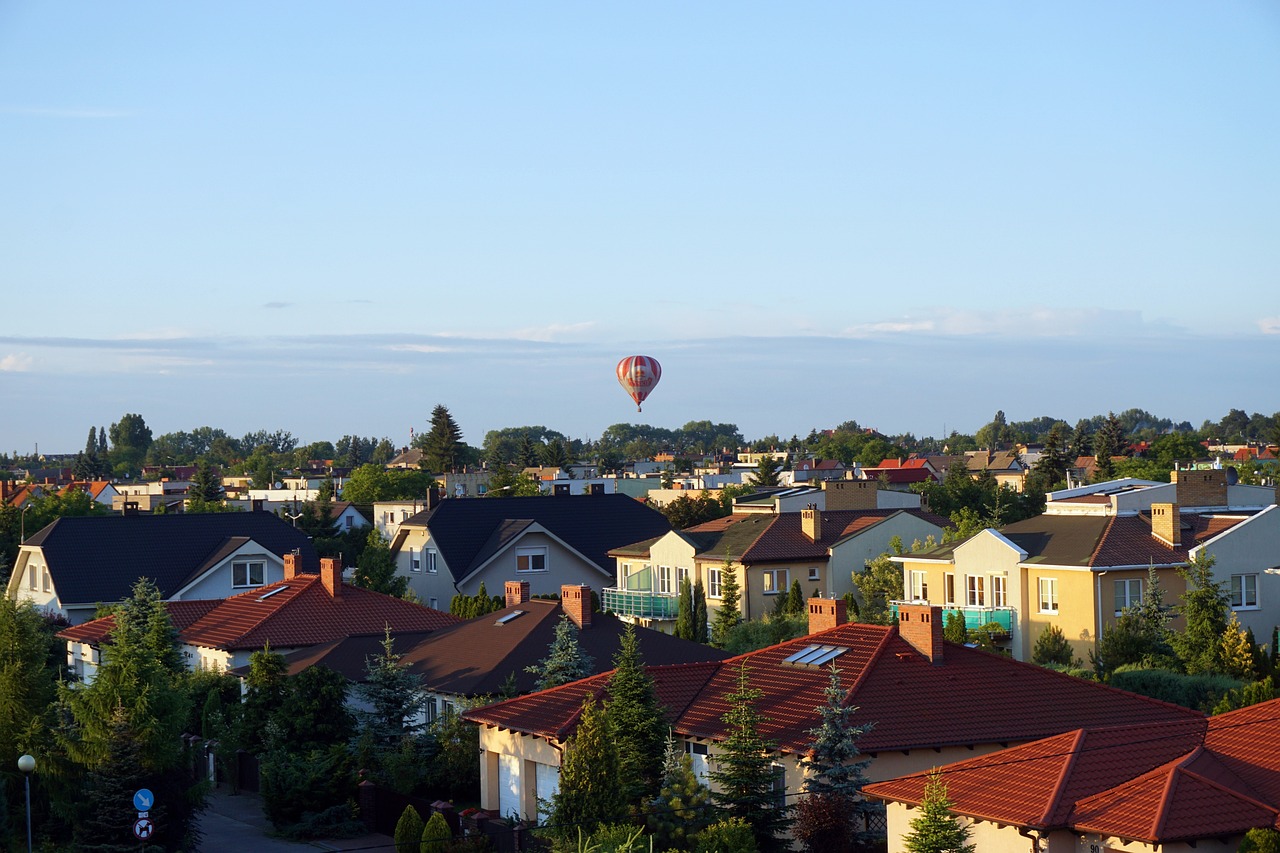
[20,503,32,543]
[17,753,35,853]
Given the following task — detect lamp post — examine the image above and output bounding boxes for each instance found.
[17,753,35,853]
[20,503,32,543]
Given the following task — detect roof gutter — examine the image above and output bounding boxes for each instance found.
[1018,827,1046,852]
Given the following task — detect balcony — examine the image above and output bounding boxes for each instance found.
[891,601,1013,635]
[602,587,679,620]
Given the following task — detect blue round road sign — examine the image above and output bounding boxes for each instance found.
[133,788,154,811]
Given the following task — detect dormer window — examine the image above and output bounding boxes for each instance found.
[233,560,265,587]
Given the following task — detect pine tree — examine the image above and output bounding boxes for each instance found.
[394,804,425,853]
[647,738,714,850]
[785,579,805,617]
[708,663,790,852]
[1031,424,1069,491]
[526,615,594,690]
[1172,553,1230,674]
[551,695,625,832]
[277,665,356,751]
[421,404,464,474]
[944,612,968,646]
[240,644,288,753]
[710,560,743,649]
[1092,412,1123,482]
[1068,419,1092,461]
[674,577,696,641]
[693,579,709,644]
[795,664,878,853]
[421,810,452,852]
[605,624,666,804]
[355,630,425,744]
[1031,624,1076,668]
[189,461,224,506]
[1220,612,1256,680]
[753,455,781,487]
[902,770,975,853]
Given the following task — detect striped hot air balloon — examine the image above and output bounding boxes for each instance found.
[616,355,662,412]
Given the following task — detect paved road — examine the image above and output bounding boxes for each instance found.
[199,788,395,853]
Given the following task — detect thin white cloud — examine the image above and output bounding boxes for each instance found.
[842,319,935,337]
[385,344,454,354]
[263,302,291,309]
[3,106,133,119]
[1259,317,1280,335]
[838,307,1149,339]
[508,321,599,343]
[0,353,33,372]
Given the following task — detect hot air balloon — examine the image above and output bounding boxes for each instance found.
[616,355,662,411]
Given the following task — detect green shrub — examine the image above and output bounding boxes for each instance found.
[422,811,452,853]
[1109,666,1242,712]
[395,804,425,853]
[281,802,366,841]
[1031,624,1078,668]
[260,744,357,830]
[691,818,758,853]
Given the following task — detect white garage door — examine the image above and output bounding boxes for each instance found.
[535,762,560,822]
[498,754,521,819]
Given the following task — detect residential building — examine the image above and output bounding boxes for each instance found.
[58,555,459,680]
[464,600,1200,825]
[388,495,671,610]
[893,469,1279,662]
[265,580,729,724]
[6,510,319,624]
[866,697,1280,852]
[606,480,947,629]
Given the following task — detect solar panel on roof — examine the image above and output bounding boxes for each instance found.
[782,644,846,667]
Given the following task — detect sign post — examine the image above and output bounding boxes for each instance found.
[132,789,155,840]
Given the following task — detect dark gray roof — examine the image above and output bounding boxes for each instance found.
[405,495,672,581]
[26,512,319,605]
[264,600,730,697]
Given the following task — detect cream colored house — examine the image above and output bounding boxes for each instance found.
[893,470,1278,662]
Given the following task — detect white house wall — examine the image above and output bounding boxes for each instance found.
[174,544,287,601]
[468,530,608,598]
[1197,505,1280,642]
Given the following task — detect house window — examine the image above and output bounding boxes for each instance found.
[807,566,820,582]
[770,764,788,810]
[708,567,723,599]
[516,547,546,573]
[658,565,673,595]
[966,575,985,607]
[233,560,265,587]
[909,571,928,601]
[426,549,438,573]
[1038,578,1059,614]
[943,573,956,605]
[992,575,1007,608]
[429,597,439,609]
[29,565,37,590]
[1231,574,1259,609]
[1114,578,1142,615]
[410,550,421,572]
[343,515,353,529]
[42,567,50,593]
[763,569,789,595]
[677,567,690,589]
[424,697,438,723]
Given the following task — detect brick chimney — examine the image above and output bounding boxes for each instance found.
[821,479,878,511]
[505,580,531,608]
[807,595,846,634]
[1151,503,1181,547]
[561,584,592,629]
[801,504,822,541]
[283,552,302,580]
[898,603,944,664]
[320,556,343,598]
[1171,469,1228,509]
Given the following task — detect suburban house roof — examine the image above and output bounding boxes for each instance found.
[22,512,320,605]
[464,619,1199,754]
[395,495,671,581]
[59,573,460,652]
[908,509,1256,569]
[615,509,951,565]
[864,698,1280,844]
[262,597,730,696]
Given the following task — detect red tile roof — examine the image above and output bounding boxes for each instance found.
[865,698,1280,844]
[465,622,1199,757]
[59,575,460,653]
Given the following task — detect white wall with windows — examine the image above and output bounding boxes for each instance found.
[1196,505,1280,647]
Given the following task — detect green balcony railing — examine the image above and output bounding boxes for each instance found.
[602,587,679,620]
[890,601,1013,635]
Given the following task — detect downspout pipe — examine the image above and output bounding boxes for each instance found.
[1018,826,1045,852]
[1096,570,1108,654]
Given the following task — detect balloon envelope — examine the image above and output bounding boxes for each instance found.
[616,355,662,411]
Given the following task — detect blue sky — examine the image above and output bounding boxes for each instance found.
[2,2,1277,454]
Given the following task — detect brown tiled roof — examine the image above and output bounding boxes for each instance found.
[60,576,460,653]
[866,699,1280,843]
[466,622,1199,756]
[1088,512,1252,568]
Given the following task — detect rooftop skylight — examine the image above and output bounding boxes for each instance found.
[781,644,846,668]
[495,610,526,626]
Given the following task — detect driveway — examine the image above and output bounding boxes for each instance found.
[199,788,395,853]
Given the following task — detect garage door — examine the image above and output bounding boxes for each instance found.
[498,754,521,820]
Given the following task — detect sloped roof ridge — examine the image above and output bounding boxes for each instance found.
[646,658,726,721]
[184,576,314,640]
[1088,514,1119,567]
[1036,728,1086,827]
[836,623,895,702]
[1151,748,1202,841]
